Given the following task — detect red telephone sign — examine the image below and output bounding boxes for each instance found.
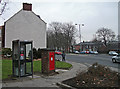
[20,54,24,56]
[49,52,55,70]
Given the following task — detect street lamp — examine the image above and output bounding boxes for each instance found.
[75,24,84,43]
[75,23,84,52]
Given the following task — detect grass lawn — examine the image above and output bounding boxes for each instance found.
[2,59,72,80]
[2,60,12,79]
[55,61,72,69]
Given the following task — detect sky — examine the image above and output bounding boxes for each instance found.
[0,0,119,43]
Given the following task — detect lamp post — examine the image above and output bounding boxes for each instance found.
[75,23,84,52]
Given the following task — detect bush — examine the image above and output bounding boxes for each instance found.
[37,48,41,58]
[2,47,41,59]
[33,48,38,59]
[2,48,12,58]
[33,48,42,59]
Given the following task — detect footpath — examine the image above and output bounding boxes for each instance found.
[2,61,88,88]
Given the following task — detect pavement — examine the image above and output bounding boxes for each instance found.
[2,61,88,88]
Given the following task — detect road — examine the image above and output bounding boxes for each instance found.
[56,54,120,70]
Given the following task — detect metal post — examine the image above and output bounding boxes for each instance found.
[79,24,81,52]
[79,24,81,43]
[75,23,84,52]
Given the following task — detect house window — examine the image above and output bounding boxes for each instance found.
[86,45,88,48]
[89,46,91,49]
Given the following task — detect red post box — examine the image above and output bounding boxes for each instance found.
[49,52,55,70]
[41,49,55,74]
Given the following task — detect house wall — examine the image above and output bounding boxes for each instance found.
[0,26,3,49]
[0,27,1,48]
[5,10,46,49]
[75,45,80,51]
[74,44,98,52]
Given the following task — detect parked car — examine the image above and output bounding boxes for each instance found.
[85,51,89,54]
[93,51,98,54]
[80,51,86,54]
[89,51,94,54]
[80,51,90,54]
[55,51,62,55]
[112,54,120,63]
[74,51,79,54]
[109,51,118,56]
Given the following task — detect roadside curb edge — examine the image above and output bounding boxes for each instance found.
[56,82,76,89]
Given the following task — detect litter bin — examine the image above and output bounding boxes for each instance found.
[41,48,55,74]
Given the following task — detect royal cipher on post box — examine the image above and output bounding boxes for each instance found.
[41,49,55,74]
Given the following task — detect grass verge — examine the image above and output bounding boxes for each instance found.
[2,59,72,79]
[55,61,72,69]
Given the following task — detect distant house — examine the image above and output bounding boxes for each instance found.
[72,41,120,53]
[2,3,46,49]
[107,41,120,52]
[72,41,105,53]
[74,41,102,52]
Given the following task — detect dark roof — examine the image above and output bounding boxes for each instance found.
[108,41,120,44]
[75,42,103,46]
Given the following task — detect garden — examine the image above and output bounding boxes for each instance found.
[62,63,120,88]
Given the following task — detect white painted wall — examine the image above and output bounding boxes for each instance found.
[5,10,46,49]
[0,29,1,48]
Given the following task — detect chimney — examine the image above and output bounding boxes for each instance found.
[23,3,32,11]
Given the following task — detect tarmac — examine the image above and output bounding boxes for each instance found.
[2,61,88,88]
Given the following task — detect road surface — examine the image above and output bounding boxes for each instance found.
[56,54,120,71]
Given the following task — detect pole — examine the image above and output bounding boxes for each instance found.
[75,23,84,52]
[79,24,81,43]
[79,24,81,52]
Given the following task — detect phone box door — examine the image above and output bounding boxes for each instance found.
[49,52,55,70]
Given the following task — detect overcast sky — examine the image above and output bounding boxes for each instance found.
[0,0,119,43]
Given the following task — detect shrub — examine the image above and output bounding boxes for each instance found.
[33,48,38,59]
[2,48,12,58]
[37,48,41,58]
[33,48,42,59]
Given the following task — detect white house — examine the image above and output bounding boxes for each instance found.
[2,3,46,49]
[0,26,2,48]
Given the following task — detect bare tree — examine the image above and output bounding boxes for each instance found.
[62,23,77,52]
[0,0,9,15]
[91,38,98,43]
[47,29,54,48]
[96,27,116,46]
[116,35,120,41]
[47,22,77,52]
[47,22,63,50]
